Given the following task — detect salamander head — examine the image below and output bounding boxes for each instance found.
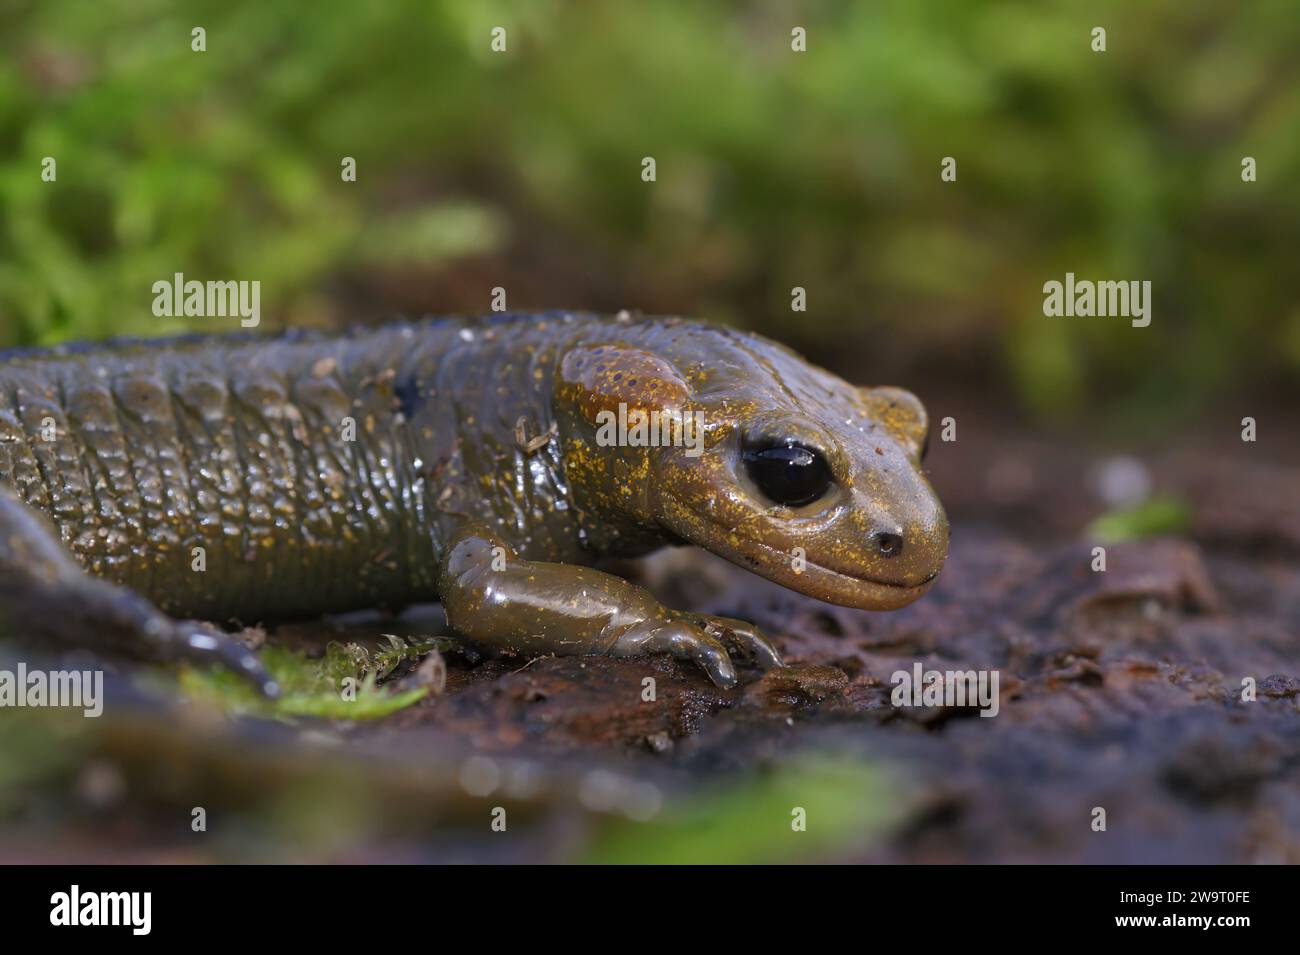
[556,319,948,611]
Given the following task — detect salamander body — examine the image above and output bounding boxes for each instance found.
[0,312,947,691]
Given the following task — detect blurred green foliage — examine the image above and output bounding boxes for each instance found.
[582,753,904,864]
[1,0,1297,424]
[1087,493,1190,543]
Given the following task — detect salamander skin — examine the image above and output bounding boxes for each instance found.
[0,312,948,693]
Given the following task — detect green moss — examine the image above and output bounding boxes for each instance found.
[179,639,440,721]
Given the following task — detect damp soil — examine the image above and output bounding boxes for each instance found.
[3,414,1298,863]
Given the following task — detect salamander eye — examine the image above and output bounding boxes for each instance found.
[742,442,834,508]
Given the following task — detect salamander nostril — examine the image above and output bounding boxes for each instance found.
[874,531,904,559]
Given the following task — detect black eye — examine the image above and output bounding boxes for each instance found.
[742,442,834,508]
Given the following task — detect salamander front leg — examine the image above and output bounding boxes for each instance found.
[437,523,783,687]
[0,492,279,697]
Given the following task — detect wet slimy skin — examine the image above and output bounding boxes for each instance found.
[0,313,947,693]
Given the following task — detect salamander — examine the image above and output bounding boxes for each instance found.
[0,312,948,695]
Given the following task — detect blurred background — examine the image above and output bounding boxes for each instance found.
[2,0,1299,864]
[3,0,1298,430]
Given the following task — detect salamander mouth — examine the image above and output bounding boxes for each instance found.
[656,495,942,611]
[709,530,940,610]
